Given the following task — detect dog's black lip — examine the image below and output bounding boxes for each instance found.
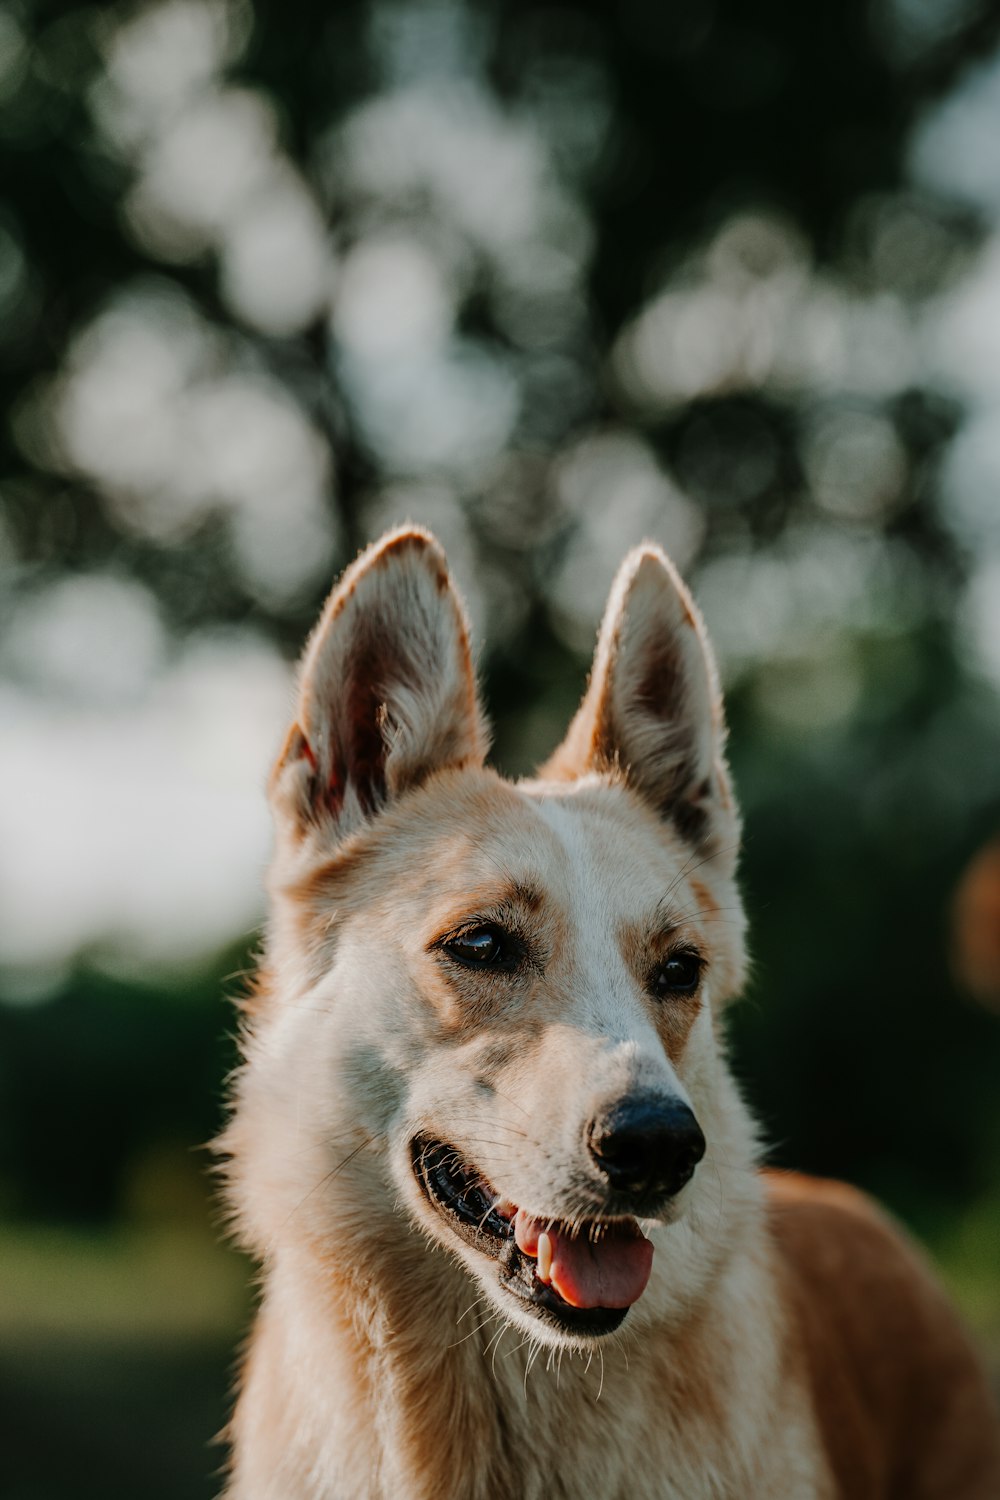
[411,1135,630,1339]
[411,1136,514,1244]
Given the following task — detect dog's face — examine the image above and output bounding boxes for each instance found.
[229,530,749,1350]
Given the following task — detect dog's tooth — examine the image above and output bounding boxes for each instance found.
[493,1197,516,1219]
[537,1231,553,1284]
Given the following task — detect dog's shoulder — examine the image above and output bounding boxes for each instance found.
[763,1169,1000,1499]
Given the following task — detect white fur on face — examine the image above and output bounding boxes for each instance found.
[228,764,752,1354]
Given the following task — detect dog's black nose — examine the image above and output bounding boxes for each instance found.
[587,1096,706,1200]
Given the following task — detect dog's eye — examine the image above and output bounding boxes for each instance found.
[443,925,513,969]
[650,951,703,998]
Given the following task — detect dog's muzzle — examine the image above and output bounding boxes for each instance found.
[410,1129,697,1339]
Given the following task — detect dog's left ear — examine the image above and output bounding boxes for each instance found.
[543,545,738,867]
[271,527,488,841]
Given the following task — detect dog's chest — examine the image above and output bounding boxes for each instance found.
[355,1346,831,1500]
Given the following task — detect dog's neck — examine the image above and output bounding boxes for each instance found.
[229,1121,780,1500]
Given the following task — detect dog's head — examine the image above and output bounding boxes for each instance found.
[227,528,753,1349]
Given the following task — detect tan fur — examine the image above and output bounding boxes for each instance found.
[766,1172,1000,1498]
[219,528,1000,1499]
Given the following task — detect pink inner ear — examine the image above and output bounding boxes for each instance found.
[342,671,388,815]
[297,648,389,821]
[326,760,345,817]
[296,733,349,819]
[285,731,334,818]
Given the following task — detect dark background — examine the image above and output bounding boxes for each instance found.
[3,0,1000,1495]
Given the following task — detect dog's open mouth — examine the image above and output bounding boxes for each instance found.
[411,1137,653,1338]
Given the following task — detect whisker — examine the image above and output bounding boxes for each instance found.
[489,1321,512,1377]
[456,1136,529,1151]
[504,1334,534,1360]
[665,841,742,902]
[524,1338,542,1395]
[279,1136,374,1231]
[447,1312,500,1350]
[456,1295,489,1326]
[489,1086,532,1121]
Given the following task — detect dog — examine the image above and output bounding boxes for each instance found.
[219,527,1000,1498]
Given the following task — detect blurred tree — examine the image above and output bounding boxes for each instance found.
[2,0,1000,1295]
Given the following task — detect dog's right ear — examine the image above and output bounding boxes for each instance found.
[542,544,739,868]
[270,528,488,842]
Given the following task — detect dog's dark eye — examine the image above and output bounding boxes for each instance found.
[650,951,703,998]
[443,925,513,969]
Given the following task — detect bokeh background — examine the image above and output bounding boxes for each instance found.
[3,0,1000,1494]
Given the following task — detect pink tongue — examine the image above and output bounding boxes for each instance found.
[514,1210,653,1309]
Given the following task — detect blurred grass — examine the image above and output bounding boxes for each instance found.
[0,1221,249,1343]
[0,1217,250,1500]
[933,1194,1000,1361]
